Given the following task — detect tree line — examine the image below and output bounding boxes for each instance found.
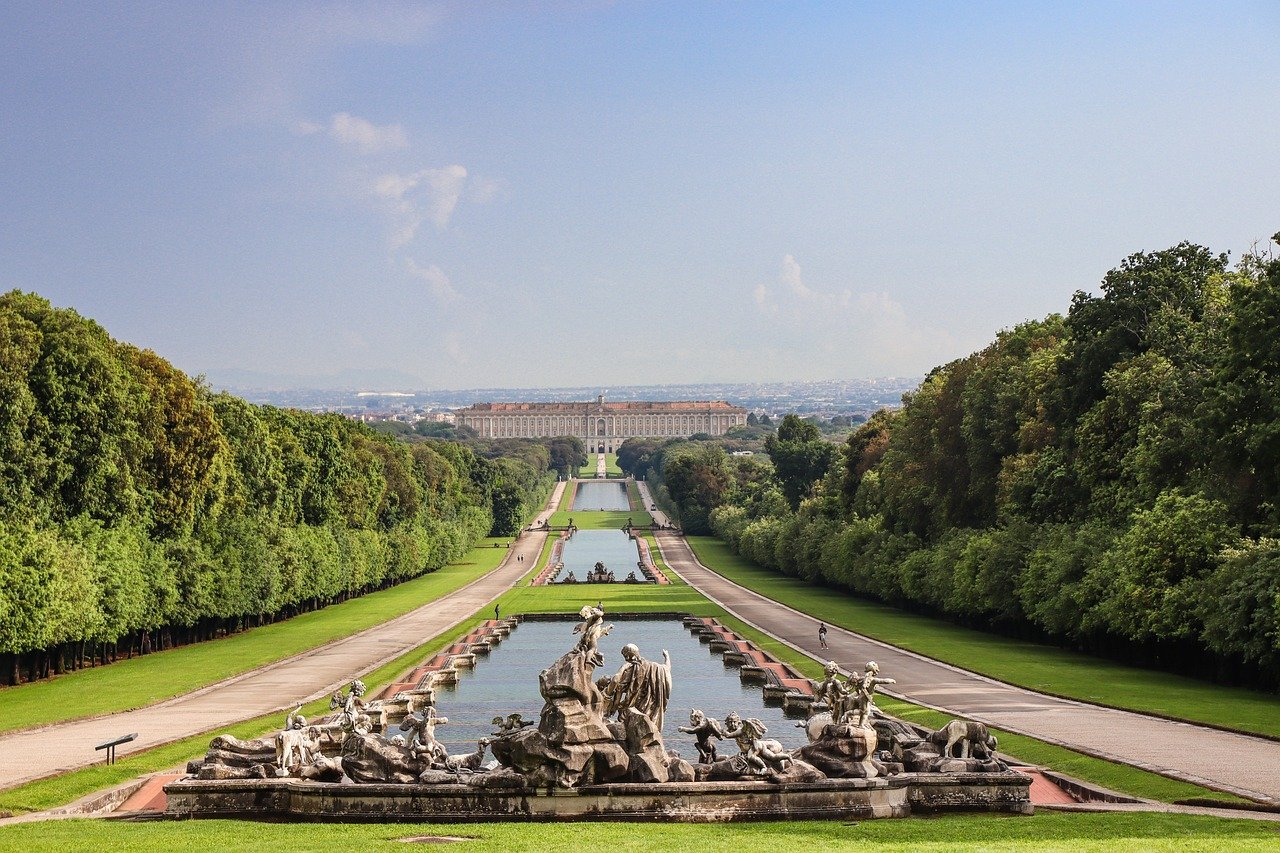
[622,237,1280,690]
[0,292,554,685]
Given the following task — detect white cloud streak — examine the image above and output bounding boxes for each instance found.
[296,112,408,153]
[405,257,459,302]
[753,254,956,374]
[375,164,469,247]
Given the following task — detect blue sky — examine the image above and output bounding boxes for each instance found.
[2,2,1276,389]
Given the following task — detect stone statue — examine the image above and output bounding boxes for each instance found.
[601,643,672,731]
[400,706,449,768]
[723,712,790,775]
[491,713,534,737]
[275,706,320,774]
[846,661,896,728]
[812,660,852,721]
[572,604,613,665]
[928,720,998,760]
[678,709,724,764]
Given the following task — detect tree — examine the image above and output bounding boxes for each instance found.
[661,445,731,534]
[546,436,586,479]
[764,415,835,510]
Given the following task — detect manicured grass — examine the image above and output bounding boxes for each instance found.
[0,538,519,735]
[686,536,1280,740]
[2,812,1277,851]
[577,454,600,478]
[547,508,654,529]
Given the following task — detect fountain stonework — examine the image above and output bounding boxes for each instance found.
[166,606,1030,821]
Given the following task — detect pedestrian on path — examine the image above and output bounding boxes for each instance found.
[818,622,828,650]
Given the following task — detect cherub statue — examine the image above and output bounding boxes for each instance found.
[400,706,450,768]
[724,712,791,775]
[678,709,724,764]
[330,679,371,745]
[812,660,852,721]
[846,661,896,728]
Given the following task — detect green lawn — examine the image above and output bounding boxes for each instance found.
[577,453,623,478]
[0,537,519,735]
[547,510,649,529]
[1,812,1276,851]
[686,536,1280,740]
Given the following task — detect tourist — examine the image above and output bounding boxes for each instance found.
[818,622,828,650]
[495,603,501,620]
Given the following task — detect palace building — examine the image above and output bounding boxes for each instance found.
[454,394,748,453]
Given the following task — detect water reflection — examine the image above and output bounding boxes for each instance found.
[573,481,629,511]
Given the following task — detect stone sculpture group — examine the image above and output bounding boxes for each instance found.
[185,604,1008,789]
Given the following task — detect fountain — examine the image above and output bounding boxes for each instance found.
[166,606,1031,821]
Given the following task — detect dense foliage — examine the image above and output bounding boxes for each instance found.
[648,238,1280,689]
[0,292,552,684]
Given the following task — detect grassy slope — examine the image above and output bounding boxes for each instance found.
[548,480,653,529]
[2,812,1278,852]
[685,537,1280,739]
[0,539,521,735]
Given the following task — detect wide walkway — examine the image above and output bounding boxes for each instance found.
[0,482,563,792]
[654,528,1280,805]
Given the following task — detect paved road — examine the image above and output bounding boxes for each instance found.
[0,482,563,792]
[654,530,1280,805]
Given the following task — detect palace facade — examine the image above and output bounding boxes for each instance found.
[454,395,748,453]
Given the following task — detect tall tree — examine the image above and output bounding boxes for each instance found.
[765,414,835,510]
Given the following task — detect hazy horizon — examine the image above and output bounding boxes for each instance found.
[4,3,1277,389]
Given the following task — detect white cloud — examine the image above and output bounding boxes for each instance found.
[296,112,408,153]
[405,257,459,302]
[781,253,812,299]
[375,165,469,246]
[751,254,956,375]
[328,112,408,153]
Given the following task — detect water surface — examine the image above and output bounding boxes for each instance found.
[572,481,629,511]
[432,619,800,760]
[557,529,644,582]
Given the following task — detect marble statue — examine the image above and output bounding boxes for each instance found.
[678,709,724,764]
[847,661,896,728]
[601,643,672,731]
[812,660,852,721]
[573,604,612,664]
[722,712,790,775]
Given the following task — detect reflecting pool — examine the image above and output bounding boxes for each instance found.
[572,481,629,511]
[432,618,798,757]
[557,529,643,582]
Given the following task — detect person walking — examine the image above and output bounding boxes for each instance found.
[818,622,828,650]
[495,603,501,620]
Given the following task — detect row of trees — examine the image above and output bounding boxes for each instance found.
[0,292,553,685]
[626,237,1280,689]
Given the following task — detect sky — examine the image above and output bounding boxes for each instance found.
[2,2,1277,391]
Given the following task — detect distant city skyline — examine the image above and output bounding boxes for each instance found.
[3,3,1277,388]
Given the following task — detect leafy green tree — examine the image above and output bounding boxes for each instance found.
[765,414,835,510]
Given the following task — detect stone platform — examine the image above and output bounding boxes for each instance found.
[164,772,1031,822]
